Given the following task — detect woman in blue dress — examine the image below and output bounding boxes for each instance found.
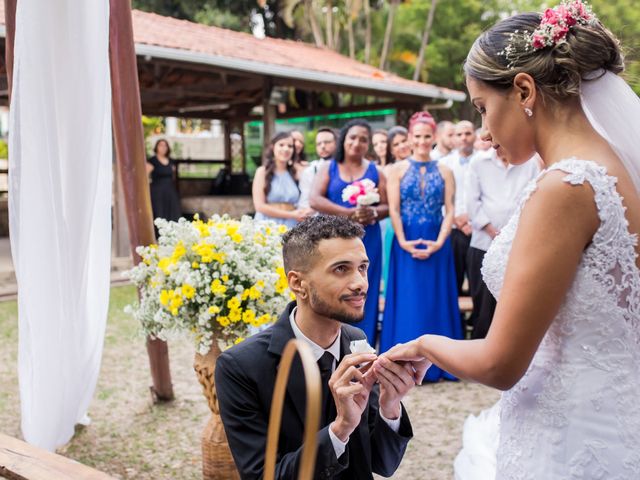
[380,112,462,381]
[253,131,314,228]
[310,119,388,345]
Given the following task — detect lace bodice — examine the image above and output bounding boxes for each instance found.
[482,158,640,479]
[399,159,444,226]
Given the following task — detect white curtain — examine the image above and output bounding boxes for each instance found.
[9,0,112,450]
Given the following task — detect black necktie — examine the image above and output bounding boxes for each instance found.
[318,351,335,427]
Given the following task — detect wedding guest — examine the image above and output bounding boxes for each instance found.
[298,127,337,209]
[371,129,388,165]
[440,120,477,296]
[146,139,182,227]
[380,112,461,381]
[380,126,411,295]
[465,150,540,339]
[474,128,493,151]
[310,119,389,344]
[384,126,411,176]
[253,131,313,228]
[216,215,414,479]
[430,121,456,160]
[291,129,309,168]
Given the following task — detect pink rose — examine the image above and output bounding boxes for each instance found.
[553,25,569,42]
[532,34,546,49]
[542,8,559,25]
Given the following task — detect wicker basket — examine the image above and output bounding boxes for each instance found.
[194,342,240,480]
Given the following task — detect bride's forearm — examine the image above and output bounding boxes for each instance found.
[418,335,517,390]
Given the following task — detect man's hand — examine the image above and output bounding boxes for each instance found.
[329,353,377,442]
[372,357,416,419]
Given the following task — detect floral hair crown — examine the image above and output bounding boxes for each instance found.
[500,0,598,68]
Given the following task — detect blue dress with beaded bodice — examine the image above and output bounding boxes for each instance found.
[380,159,462,381]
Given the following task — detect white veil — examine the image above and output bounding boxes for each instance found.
[581,70,640,192]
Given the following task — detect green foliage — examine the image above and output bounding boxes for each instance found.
[193,5,247,30]
[0,140,8,159]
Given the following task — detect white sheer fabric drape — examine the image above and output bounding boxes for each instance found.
[581,70,640,192]
[9,0,112,450]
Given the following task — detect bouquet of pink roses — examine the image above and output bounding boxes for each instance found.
[341,178,380,206]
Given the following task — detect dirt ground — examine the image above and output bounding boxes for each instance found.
[0,285,499,479]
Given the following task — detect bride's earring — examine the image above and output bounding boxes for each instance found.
[524,107,533,117]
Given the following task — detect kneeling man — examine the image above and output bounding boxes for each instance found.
[216,215,414,479]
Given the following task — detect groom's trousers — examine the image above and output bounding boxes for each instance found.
[467,246,497,339]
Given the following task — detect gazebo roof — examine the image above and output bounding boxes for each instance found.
[0,5,466,118]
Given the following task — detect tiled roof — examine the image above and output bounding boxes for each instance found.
[0,5,465,102]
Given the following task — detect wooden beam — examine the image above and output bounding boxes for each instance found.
[0,433,117,480]
[109,0,174,401]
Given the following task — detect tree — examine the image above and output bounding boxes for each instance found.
[413,0,437,81]
[379,0,401,70]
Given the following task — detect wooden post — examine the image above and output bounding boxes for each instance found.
[3,0,16,101]
[109,0,174,401]
[262,78,276,151]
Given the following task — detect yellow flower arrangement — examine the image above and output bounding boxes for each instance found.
[126,215,292,353]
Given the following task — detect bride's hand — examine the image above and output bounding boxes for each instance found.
[382,337,432,385]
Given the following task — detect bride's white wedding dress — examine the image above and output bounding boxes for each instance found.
[455,158,640,480]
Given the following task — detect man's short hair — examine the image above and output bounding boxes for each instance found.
[437,120,453,130]
[456,120,475,130]
[316,127,337,140]
[282,215,364,273]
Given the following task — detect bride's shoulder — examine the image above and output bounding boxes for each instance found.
[522,163,600,234]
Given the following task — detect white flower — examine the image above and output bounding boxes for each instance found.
[349,339,376,354]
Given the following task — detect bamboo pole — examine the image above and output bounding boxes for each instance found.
[109,0,174,401]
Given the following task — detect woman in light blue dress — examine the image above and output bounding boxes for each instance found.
[380,112,461,381]
[253,131,314,228]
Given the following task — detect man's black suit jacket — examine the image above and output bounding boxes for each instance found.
[215,302,413,480]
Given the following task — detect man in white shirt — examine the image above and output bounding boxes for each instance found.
[440,120,477,297]
[430,120,455,160]
[298,127,337,209]
[216,215,414,479]
[466,150,540,338]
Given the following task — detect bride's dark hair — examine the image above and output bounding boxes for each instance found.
[464,11,624,103]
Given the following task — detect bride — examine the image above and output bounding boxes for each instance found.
[379,1,640,478]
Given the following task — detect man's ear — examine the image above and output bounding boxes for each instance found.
[287,270,307,299]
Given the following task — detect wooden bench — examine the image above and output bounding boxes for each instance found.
[0,434,116,480]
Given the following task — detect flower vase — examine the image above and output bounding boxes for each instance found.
[193,341,240,480]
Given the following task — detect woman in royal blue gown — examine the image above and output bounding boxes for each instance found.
[380,112,462,381]
[310,119,388,345]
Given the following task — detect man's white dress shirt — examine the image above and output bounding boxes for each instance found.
[466,152,540,251]
[439,149,484,219]
[298,159,328,209]
[289,307,399,459]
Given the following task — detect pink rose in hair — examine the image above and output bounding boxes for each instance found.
[542,8,559,25]
[553,25,569,42]
[532,34,546,49]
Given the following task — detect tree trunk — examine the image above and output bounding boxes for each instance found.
[325,0,334,49]
[379,0,399,70]
[363,0,371,64]
[304,0,325,47]
[346,0,355,59]
[413,0,437,81]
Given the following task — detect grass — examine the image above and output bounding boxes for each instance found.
[0,285,500,479]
